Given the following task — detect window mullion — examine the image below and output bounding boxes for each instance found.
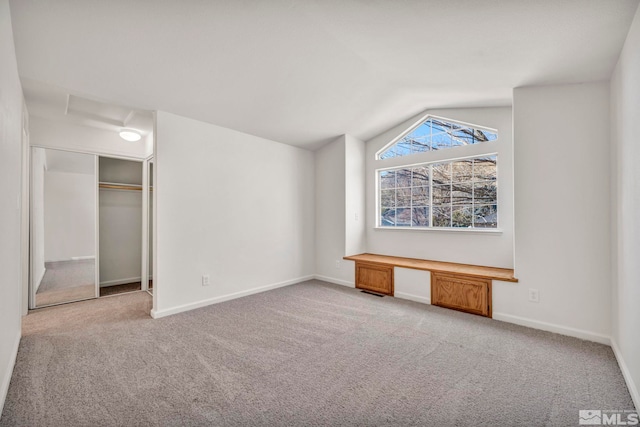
[429,164,433,228]
[472,158,475,227]
[449,162,453,227]
[394,171,398,227]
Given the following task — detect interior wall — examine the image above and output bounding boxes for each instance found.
[394,267,431,304]
[315,136,352,284]
[153,111,315,316]
[365,107,514,269]
[43,170,96,262]
[610,4,640,409]
[29,116,150,159]
[99,189,142,286]
[344,135,366,257]
[0,0,25,414]
[496,82,611,343]
[99,156,143,184]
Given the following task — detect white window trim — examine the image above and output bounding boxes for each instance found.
[372,226,503,234]
[375,114,499,160]
[376,152,499,231]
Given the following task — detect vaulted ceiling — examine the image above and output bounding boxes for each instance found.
[9,0,639,149]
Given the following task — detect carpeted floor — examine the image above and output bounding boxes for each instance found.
[35,260,96,307]
[99,281,142,297]
[1,280,635,426]
[37,260,95,293]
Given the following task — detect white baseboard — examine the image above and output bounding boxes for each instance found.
[46,256,94,263]
[150,275,314,319]
[313,275,355,288]
[71,256,95,261]
[100,277,142,288]
[0,331,21,417]
[611,339,640,411]
[492,312,611,345]
[395,291,431,305]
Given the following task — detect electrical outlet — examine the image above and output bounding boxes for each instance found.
[202,274,210,286]
[528,288,539,303]
[335,260,341,269]
[354,213,359,221]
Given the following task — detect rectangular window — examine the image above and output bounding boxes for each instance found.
[378,155,497,229]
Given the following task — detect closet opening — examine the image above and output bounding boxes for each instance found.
[29,149,154,308]
[98,156,145,297]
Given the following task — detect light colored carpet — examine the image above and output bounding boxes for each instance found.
[38,260,95,292]
[35,284,95,307]
[1,280,635,426]
[36,260,96,307]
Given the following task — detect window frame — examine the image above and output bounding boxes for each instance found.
[375,114,499,160]
[375,153,500,232]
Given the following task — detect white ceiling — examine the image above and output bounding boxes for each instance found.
[22,79,154,136]
[9,0,639,149]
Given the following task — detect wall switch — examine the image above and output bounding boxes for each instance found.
[354,213,359,221]
[335,260,341,269]
[528,288,539,303]
[202,274,210,286]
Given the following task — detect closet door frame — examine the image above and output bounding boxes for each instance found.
[29,145,100,309]
[94,155,100,298]
[141,157,150,292]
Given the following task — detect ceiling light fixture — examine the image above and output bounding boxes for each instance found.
[119,128,142,142]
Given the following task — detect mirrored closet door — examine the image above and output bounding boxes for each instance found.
[30,147,98,308]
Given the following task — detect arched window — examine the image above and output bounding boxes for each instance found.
[377,116,497,160]
[377,116,498,229]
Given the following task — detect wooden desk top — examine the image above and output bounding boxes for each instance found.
[343,253,518,283]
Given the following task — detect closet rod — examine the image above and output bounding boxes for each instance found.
[99,182,146,191]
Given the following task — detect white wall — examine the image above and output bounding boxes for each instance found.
[99,189,142,286]
[99,156,143,184]
[29,116,150,160]
[610,4,640,409]
[0,0,25,414]
[495,82,611,343]
[394,267,431,304]
[365,107,514,269]
[153,112,315,317]
[315,136,349,283]
[314,134,366,286]
[345,135,366,257]
[44,171,96,262]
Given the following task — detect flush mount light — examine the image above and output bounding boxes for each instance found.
[119,128,142,142]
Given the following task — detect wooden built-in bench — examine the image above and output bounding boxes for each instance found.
[343,253,518,318]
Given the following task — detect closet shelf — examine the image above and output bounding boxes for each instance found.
[99,182,146,191]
